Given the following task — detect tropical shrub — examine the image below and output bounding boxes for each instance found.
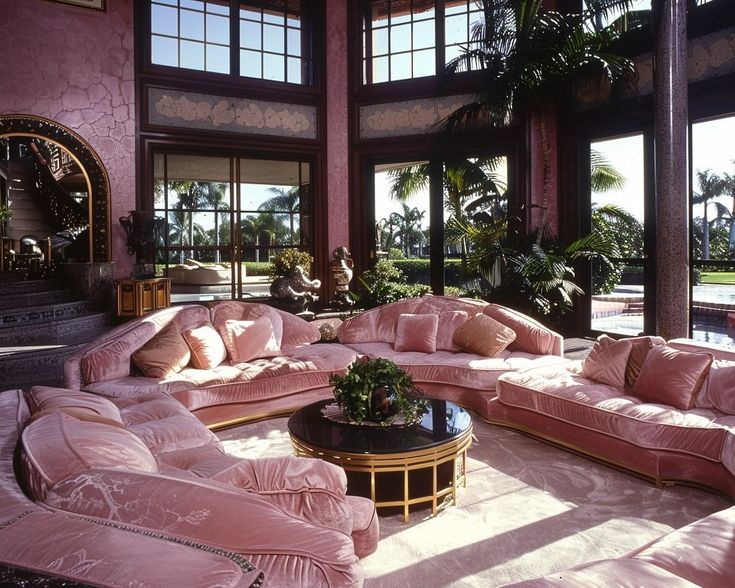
[270,249,313,278]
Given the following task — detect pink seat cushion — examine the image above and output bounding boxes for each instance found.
[394,313,439,353]
[633,345,714,410]
[182,324,228,370]
[582,334,633,388]
[221,317,281,362]
[21,413,158,500]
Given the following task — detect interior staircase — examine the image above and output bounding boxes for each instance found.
[0,277,111,389]
[6,158,51,241]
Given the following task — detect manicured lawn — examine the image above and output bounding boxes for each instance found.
[700,272,735,284]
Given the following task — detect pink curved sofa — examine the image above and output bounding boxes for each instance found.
[490,337,735,499]
[336,295,567,418]
[2,385,378,586]
[64,301,361,428]
[504,503,735,587]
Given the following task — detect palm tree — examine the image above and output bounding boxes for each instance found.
[443,0,639,243]
[591,149,627,193]
[723,163,735,253]
[389,204,426,257]
[259,186,301,244]
[693,169,728,260]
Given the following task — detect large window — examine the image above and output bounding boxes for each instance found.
[363,0,436,84]
[149,0,314,85]
[371,152,509,295]
[153,152,312,301]
[588,133,649,336]
[690,114,735,348]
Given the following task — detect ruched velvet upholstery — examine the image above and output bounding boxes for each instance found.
[65,301,359,428]
[13,386,377,586]
[504,504,735,587]
[0,390,266,588]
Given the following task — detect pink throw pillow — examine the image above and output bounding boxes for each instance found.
[452,313,516,357]
[435,310,469,351]
[632,345,714,410]
[223,317,281,363]
[582,334,633,388]
[182,324,227,369]
[698,360,735,413]
[394,313,439,353]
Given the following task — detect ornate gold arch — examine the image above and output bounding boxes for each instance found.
[0,114,111,262]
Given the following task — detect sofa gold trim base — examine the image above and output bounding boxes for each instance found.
[484,415,734,502]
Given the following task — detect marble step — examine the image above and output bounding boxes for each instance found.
[0,343,86,389]
[0,279,65,296]
[0,311,109,347]
[0,288,72,310]
[0,300,93,329]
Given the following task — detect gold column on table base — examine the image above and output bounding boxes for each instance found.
[290,427,472,523]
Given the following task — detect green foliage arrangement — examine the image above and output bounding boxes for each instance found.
[270,249,313,278]
[358,259,430,308]
[0,204,12,239]
[330,358,429,426]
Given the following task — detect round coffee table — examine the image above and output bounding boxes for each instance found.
[288,398,472,522]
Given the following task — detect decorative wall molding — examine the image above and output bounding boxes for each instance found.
[148,88,317,140]
[359,94,476,140]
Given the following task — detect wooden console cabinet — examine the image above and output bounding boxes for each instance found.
[115,277,171,318]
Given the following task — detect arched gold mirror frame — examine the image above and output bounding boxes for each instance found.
[0,114,111,262]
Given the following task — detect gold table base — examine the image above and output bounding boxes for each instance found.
[290,426,472,522]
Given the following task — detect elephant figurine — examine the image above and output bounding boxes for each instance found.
[270,265,321,315]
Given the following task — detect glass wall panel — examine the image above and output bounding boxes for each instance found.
[443,155,507,291]
[691,115,735,348]
[589,134,646,335]
[374,161,432,292]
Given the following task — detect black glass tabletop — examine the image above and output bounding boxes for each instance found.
[287,398,472,455]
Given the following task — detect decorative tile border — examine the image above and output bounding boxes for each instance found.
[359,94,476,139]
[148,87,317,140]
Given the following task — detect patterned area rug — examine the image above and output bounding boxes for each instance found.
[217,416,728,587]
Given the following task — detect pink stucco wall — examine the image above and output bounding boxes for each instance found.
[0,0,135,278]
[529,112,558,237]
[325,0,350,256]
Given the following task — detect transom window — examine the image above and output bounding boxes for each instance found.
[239,3,305,83]
[149,0,313,86]
[362,0,486,85]
[151,0,231,74]
[444,0,483,67]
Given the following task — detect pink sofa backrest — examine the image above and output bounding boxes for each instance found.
[66,305,211,388]
[210,301,320,349]
[483,304,564,356]
[337,298,424,344]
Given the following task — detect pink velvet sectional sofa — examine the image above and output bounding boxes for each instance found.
[2,384,377,586]
[489,336,735,499]
[63,297,566,427]
[64,301,361,428]
[336,295,567,417]
[505,503,735,587]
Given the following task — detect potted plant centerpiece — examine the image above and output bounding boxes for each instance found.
[330,358,429,426]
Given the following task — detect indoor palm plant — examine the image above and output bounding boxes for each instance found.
[444,0,640,242]
[330,358,429,426]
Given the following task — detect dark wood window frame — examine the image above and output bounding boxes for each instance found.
[139,0,322,96]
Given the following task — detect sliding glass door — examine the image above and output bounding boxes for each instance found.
[153,152,312,302]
